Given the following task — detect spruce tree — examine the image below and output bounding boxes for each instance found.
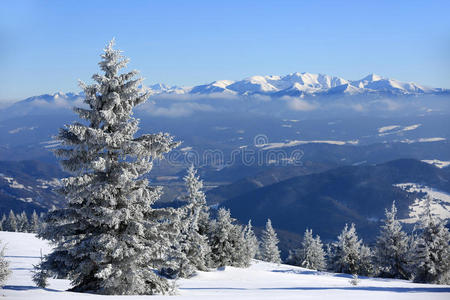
[0,241,10,287]
[260,219,281,264]
[243,220,259,261]
[168,166,211,278]
[413,196,450,284]
[4,210,17,232]
[359,244,374,276]
[328,223,361,275]
[17,211,29,232]
[30,210,40,233]
[208,208,249,267]
[374,201,410,279]
[181,166,211,271]
[39,40,180,295]
[288,229,325,270]
[228,221,250,267]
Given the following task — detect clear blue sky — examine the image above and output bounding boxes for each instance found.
[1,0,449,101]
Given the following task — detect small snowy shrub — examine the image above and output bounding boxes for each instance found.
[349,274,359,286]
[0,241,11,287]
[32,249,48,288]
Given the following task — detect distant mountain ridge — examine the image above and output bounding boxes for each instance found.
[150,72,447,97]
[3,73,448,113]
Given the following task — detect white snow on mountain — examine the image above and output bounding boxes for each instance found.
[256,139,359,150]
[1,231,449,300]
[399,137,446,143]
[8,126,37,134]
[394,183,450,223]
[421,159,450,168]
[183,72,445,97]
[0,173,32,191]
[378,124,422,136]
[378,125,400,133]
[1,72,447,120]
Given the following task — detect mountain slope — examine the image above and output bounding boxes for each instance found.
[220,159,450,248]
[0,160,66,215]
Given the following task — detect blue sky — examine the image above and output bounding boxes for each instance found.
[1,0,449,101]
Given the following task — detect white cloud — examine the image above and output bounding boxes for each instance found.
[140,102,215,117]
[283,97,317,111]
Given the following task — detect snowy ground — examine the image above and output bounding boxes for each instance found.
[394,183,450,223]
[1,231,449,299]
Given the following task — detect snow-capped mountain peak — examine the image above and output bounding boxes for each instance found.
[142,72,446,97]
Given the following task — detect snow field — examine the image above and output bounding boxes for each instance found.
[1,231,449,299]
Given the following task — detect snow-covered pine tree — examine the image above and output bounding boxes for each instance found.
[30,210,40,233]
[4,210,17,232]
[243,220,259,261]
[39,39,180,295]
[181,166,211,271]
[413,196,450,284]
[374,201,410,279]
[359,244,374,276]
[17,211,29,232]
[288,229,326,270]
[167,166,211,278]
[208,208,249,267]
[0,241,10,287]
[328,223,361,275]
[260,219,281,264]
[229,221,250,267]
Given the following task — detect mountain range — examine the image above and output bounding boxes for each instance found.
[150,72,447,97]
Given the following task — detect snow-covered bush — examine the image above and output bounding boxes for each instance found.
[39,39,180,295]
[32,249,48,288]
[0,241,10,287]
[349,274,359,286]
[260,219,281,264]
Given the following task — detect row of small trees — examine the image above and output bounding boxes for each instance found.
[36,165,261,293]
[0,210,43,233]
[282,199,450,285]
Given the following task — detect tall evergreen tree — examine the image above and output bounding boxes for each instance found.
[374,201,410,279]
[173,166,211,277]
[243,220,259,261]
[4,210,17,232]
[260,219,281,264]
[30,210,40,233]
[288,229,326,270]
[17,211,29,232]
[413,196,450,284]
[328,223,362,275]
[39,40,180,295]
